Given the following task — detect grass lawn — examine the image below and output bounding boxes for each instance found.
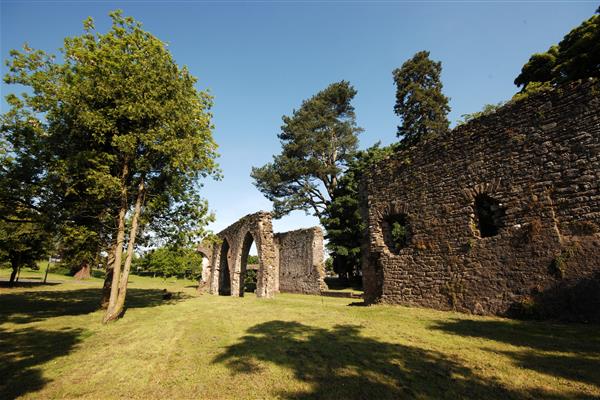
[1,268,599,399]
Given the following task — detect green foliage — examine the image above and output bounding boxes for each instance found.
[135,246,203,279]
[251,81,362,219]
[385,214,411,252]
[243,269,257,292]
[321,143,395,279]
[390,222,408,249]
[549,245,579,279]
[0,218,50,277]
[514,12,600,92]
[324,257,334,274]
[246,255,259,265]
[514,46,559,89]
[393,51,451,143]
[2,10,220,279]
[457,102,506,125]
[511,81,554,102]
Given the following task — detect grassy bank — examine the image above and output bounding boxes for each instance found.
[0,269,598,399]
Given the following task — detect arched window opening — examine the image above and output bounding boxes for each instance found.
[474,194,505,238]
[240,232,259,296]
[382,214,411,253]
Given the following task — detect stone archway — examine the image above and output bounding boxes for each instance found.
[209,212,277,298]
[207,211,326,299]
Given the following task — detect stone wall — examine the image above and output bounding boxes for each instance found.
[361,80,600,319]
[205,211,326,298]
[275,227,327,295]
[208,212,278,298]
[196,243,213,283]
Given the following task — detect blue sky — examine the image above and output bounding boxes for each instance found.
[1,1,597,235]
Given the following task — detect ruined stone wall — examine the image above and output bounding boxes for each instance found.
[205,211,326,298]
[274,227,327,295]
[208,212,278,298]
[196,243,213,283]
[361,80,600,318]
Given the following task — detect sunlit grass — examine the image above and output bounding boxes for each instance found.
[1,268,598,399]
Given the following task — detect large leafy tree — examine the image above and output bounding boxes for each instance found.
[3,11,219,322]
[321,144,395,281]
[393,51,450,143]
[515,10,599,91]
[0,219,50,285]
[251,81,362,219]
[0,87,54,284]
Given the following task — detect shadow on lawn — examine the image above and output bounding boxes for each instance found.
[0,281,62,288]
[433,319,600,390]
[213,320,584,400]
[0,287,191,325]
[0,326,84,400]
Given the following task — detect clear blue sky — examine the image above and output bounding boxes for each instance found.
[1,1,597,235]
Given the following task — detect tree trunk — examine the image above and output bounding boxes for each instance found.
[103,163,129,323]
[9,259,18,287]
[101,243,116,309]
[73,261,91,280]
[15,265,22,283]
[43,257,51,284]
[112,179,145,318]
[104,176,144,323]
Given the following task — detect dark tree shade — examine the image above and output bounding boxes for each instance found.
[393,51,450,143]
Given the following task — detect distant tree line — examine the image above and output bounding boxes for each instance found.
[133,246,204,280]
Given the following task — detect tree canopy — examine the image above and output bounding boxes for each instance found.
[321,143,395,281]
[2,11,219,321]
[515,11,599,91]
[393,51,450,143]
[251,81,362,219]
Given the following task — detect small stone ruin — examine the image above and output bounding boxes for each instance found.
[198,211,327,298]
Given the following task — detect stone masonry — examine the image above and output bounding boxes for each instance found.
[208,212,277,298]
[196,243,213,283]
[274,228,328,295]
[204,211,326,298]
[361,80,600,318]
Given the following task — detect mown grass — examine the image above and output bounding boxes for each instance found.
[0,268,599,399]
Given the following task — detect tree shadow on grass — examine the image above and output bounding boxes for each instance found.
[432,319,600,390]
[0,287,192,325]
[0,280,62,288]
[0,326,84,399]
[213,320,583,399]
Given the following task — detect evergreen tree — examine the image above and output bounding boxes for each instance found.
[251,81,362,219]
[321,143,395,282]
[393,51,450,143]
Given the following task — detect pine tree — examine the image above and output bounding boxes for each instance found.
[251,81,362,219]
[393,51,450,143]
